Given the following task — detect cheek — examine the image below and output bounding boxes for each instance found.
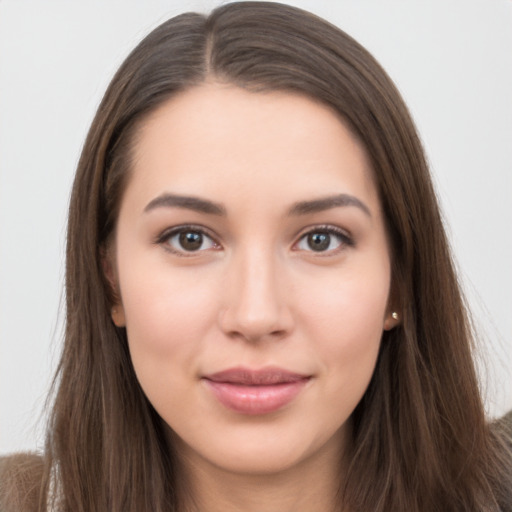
[298,261,390,339]
[296,258,389,386]
[119,267,224,419]
[118,261,221,377]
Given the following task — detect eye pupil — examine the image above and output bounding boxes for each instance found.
[307,233,330,251]
[179,231,203,251]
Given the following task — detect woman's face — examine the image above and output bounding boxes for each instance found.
[111,83,396,476]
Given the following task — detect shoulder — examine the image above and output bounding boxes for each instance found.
[0,453,44,512]
[489,411,512,512]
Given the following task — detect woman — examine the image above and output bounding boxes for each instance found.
[1,2,511,511]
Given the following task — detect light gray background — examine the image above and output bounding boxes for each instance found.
[1,0,511,454]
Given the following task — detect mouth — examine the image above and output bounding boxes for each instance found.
[202,367,311,415]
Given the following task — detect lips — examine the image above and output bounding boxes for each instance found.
[202,367,310,415]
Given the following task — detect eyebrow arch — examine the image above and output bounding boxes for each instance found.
[144,193,226,216]
[288,194,371,217]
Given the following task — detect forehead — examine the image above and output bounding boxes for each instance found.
[126,83,379,211]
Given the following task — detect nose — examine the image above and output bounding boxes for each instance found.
[218,248,294,343]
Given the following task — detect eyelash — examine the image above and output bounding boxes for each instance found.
[155,225,220,257]
[294,225,354,255]
[155,224,354,256]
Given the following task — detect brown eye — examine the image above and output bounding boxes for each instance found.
[178,231,203,251]
[162,228,217,254]
[306,233,331,251]
[296,227,352,253]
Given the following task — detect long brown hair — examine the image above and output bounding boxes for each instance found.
[9,2,511,510]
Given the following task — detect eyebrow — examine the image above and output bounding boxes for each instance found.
[143,192,371,218]
[144,193,226,216]
[288,194,371,217]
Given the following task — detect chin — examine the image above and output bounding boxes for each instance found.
[170,418,347,478]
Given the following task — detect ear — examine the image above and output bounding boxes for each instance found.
[383,274,402,331]
[383,310,400,331]
[111,305,126,328]
[101,245,126,328]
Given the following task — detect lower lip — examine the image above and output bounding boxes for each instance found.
[204,379,309,415]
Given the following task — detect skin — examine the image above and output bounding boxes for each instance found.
[110,83,398,512]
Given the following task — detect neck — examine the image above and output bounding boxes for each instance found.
[175,436,347,512]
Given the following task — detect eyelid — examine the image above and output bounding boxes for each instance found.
[154,223,353,256]
[155,224,221,256]
[293,224,354,254]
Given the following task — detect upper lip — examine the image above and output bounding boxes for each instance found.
[203,367,310,385]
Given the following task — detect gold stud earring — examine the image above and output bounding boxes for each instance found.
[391,312,399,320]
